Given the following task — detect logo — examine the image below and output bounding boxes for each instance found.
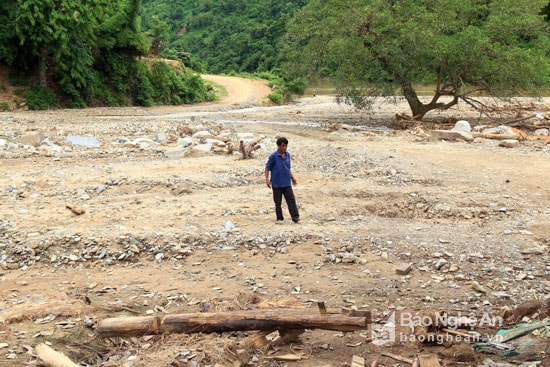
[371,311,396,346]
[370,311,504,346]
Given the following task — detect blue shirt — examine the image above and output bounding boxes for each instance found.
[265,150,292,188]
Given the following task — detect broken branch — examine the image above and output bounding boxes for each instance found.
[471,133,521,140]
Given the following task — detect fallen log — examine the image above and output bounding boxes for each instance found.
[97,309,370,338]
[471,133,521,140]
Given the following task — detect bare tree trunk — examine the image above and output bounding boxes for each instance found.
[402,83,431,120]
[39,48,48,88]
[401,82,458,120]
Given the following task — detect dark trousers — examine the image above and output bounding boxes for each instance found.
[272,186,300,222]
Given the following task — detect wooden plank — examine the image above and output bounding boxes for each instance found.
[418,353,441,367]
[351,355,365,367]
[35,343,79,367]
[381,352,414,364]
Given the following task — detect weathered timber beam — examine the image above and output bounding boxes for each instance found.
[97,309,370,337]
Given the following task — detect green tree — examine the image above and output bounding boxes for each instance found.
[0,1,19,65]
[95,0,149,56]
[543,1,550,21]
[15,0,97,89]
[147,15,170,55]
[285,0,550,120]
[141,0,308,73]
[13,0,152,107]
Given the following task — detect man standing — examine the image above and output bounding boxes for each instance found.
[265,137,301,224]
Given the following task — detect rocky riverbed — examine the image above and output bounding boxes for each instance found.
[0,81,549,366]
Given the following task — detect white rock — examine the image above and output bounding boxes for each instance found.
[452,120,471,133]
[499,139,519,148]
[191,130,212,138]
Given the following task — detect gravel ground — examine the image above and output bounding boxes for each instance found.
[0,78,549,367]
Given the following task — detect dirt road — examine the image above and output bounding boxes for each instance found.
[0,76,549,367]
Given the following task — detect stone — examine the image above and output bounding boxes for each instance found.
[471,280,489,293]
[20,131,44,147]
[499,139,519,148]
[191,130,212,138]
[396,263,412,275]
[66,135,100,147]
[154,133,168,143]
[177,137,194,147]
[451,120,471,133]
[430,129,474,142]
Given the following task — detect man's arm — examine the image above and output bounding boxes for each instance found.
[289,155,297,185]
[290,170,297,185]
[265,169,271,188]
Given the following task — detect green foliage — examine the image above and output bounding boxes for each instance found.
[134,60,214,106]
[147,15,170,55]
[542,1,550,21]
[0,0,213,109]
[0,1,19,65]
[22,85,59,110]
[96,0,150,56]
[284,0,550,119]
[0,101,10,111]
[140,0,308,73]
[161,46,203,71]
[267,90,284,105]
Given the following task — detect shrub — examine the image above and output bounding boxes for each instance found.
[22,86,59,110]
[0,101,10,111]
[268,90,284,104]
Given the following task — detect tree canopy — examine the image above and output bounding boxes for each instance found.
[284,0,550,119]
[140,0,308,73]
[2,0,549,111]
[0,0,213,109]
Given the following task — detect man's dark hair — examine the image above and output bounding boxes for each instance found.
[276,137,288,146]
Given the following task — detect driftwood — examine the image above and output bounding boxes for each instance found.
[97,308,370,338]
[35,343,79,367]
[239,140,260,159]
[504,114,537,127]
[471,133,521,140]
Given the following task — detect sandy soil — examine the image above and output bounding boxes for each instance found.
[0,75,549,367]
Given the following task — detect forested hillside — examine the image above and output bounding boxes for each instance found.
[140,0,308,73]
[0,0,214,110]
[1,0,549,113]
